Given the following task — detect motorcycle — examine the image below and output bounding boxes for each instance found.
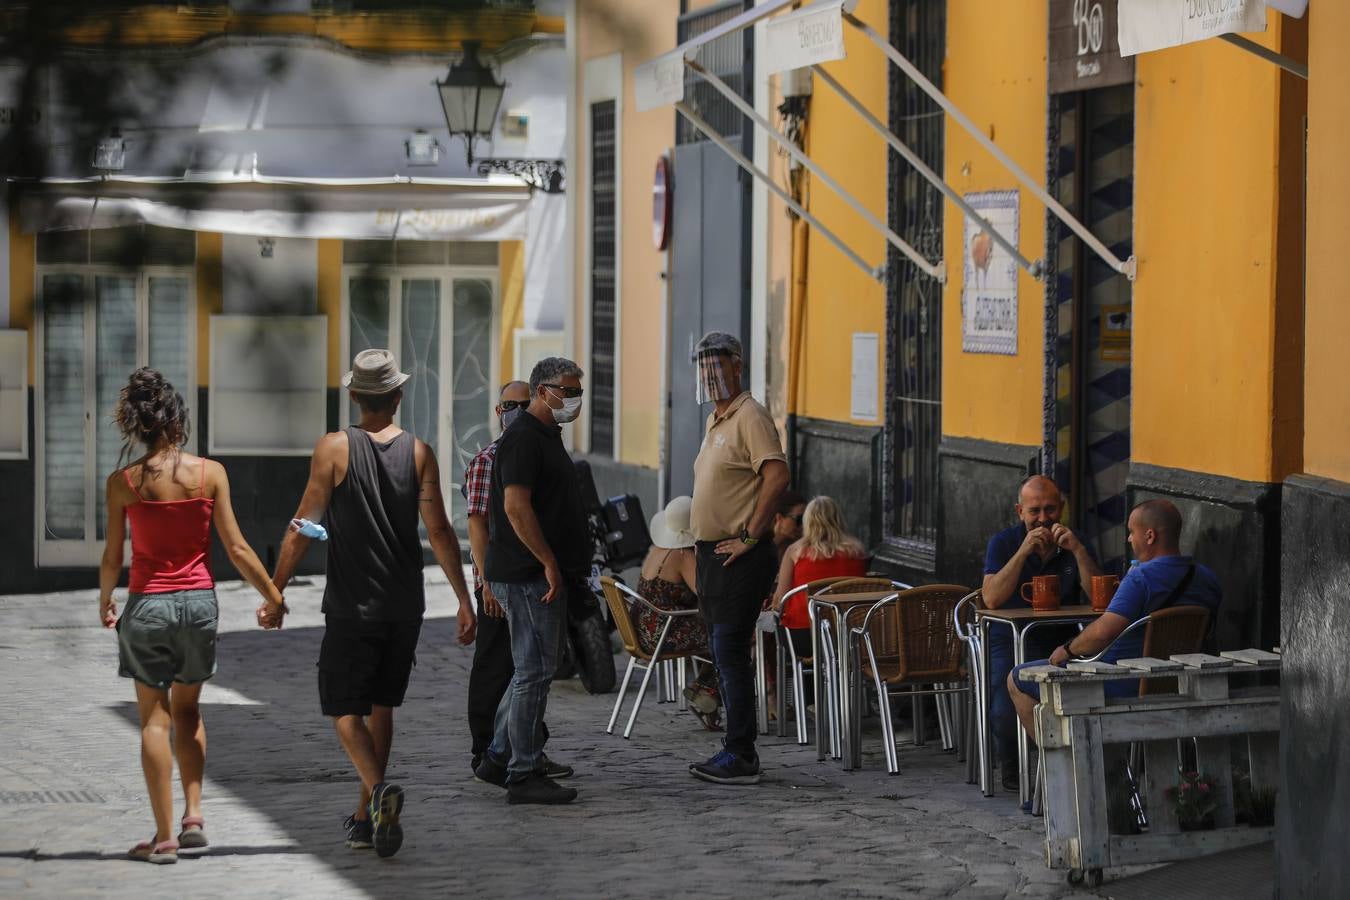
[553,462,651,695]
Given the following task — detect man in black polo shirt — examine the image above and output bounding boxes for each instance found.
[473,357,590,805]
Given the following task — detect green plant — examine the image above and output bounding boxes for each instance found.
[1165,770,1219,829]
[1249,787,1277,827]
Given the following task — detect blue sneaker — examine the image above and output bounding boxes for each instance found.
[368,783,405,858]
[689,750,761,785]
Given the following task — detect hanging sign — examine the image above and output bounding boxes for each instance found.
[961,191,1020,356]
[635,50,686,113]
[1118,0,1267,57]
[1049,0,1134,93]
[764,0,848,75]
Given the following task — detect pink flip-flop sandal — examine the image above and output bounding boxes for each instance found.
[129,838,179,865]
[178,816,208,852]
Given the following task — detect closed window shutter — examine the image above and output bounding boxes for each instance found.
[94,276,138,539]
[589,99,617,457]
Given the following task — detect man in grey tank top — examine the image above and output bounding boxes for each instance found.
[271,349,475,858]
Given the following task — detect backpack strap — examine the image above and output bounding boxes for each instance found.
[1145,563,1196,615]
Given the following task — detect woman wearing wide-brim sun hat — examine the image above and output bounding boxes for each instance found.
[632,496,723,730]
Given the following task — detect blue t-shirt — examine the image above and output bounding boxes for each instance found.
[1101,555,1222,664]
[983,523,1094,651]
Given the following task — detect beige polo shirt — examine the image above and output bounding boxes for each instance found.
[690,392,787,541]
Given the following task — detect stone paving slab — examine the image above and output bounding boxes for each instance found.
[0,573,1108,899]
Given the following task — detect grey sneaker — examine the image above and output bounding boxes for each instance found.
[344,814,373,850]
[474,754,509,788]
[368,783,405,859]
[690,750,761,785]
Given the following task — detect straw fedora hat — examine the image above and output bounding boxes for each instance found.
[649,495,695,550]
[342,349,410,395]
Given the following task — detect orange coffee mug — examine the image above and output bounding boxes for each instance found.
[1091,575,1121,611]
[1021,575,1062,611]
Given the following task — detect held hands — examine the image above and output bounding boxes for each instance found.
[1021,527,1054,558]
[256,597,289,630]
[99,596,118,629]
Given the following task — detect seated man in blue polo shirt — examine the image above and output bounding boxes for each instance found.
[1008,498,1223,740]
[983,475,1101,791]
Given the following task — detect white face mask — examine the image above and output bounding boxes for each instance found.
[546,388,583,424]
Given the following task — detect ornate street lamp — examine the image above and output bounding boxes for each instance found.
[435,41,564,194]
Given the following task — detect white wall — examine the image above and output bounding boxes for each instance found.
[222,234,317,315]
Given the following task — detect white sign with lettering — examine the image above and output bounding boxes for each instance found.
[764,0,848,75]
[961,191,1020,356]
[1118,0,1267,57]
[850,332,879,422]
[634,51,686,113]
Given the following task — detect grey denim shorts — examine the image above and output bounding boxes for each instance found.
[117,589,219,690]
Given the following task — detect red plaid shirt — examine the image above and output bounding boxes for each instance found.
[462,439,499,590]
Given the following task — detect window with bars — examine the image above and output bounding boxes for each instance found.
[675,0,750,146]
[589,99,617,456]
[885,0,946,552]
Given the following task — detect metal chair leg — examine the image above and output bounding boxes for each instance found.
[793,662,809,745]
[755,626,770,734]
[677,657,688,710]
[776,634,791,738]
[865,637,899,774]
[912,691,925,747]
[607,656,639,734]
[624,620,672,739]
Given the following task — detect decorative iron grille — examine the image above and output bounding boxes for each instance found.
[885,0,946,549]
[589,99,617,455]
[675,0,750,146]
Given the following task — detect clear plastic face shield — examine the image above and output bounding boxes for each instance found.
[695,352,739,405]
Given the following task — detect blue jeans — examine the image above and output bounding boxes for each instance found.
[487,577,565,782]
[711,617,758,758]
[988,627,1074,762]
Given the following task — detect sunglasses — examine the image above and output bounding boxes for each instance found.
[499,400,528,412]
[542,383,585,399]
[785,513,804,525]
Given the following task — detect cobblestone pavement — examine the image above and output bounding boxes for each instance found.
[0,572,1106,899]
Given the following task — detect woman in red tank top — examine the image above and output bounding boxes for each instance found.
[98,368,285,864]
[770,496,868,655]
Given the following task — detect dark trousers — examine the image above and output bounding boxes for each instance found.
[988,626,1074,763]
[467,591,547,765]
[696,539,777,760]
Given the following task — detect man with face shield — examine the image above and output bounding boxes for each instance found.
[687,332,789,785]
[463,381,570,784]
[981,474,1101,792]
[475,358,590,805]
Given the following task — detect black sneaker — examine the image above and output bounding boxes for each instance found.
[368,783,405,859]
[344,813,373,850]
[540,754,574,779]
[689,750,761,785]
[507,773,578,805]
[474,754,508,788]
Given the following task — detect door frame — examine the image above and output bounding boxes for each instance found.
[338,262,500,508]
[34,265,198,567]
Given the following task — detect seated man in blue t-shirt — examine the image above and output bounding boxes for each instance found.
[1009,498,1223,742]
[983,475,1101,792]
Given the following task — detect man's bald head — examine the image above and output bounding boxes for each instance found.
[1015,475,1064,531]
[499,380,530,402]
[1127,498,1183,561]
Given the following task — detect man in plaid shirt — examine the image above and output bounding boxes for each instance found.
[464,381,565,780]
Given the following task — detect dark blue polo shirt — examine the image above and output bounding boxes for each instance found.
[983,522,1094,650]
[1103,556,1221,663]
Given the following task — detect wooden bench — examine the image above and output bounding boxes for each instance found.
[1022,650,1280,888]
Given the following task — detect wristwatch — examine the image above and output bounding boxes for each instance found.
[739,529,759,546]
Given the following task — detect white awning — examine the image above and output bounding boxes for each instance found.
[1118,0,1307,79]
[16,176,532,241]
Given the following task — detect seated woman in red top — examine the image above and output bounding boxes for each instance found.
[770,496,868,661]
[98,368,286,864]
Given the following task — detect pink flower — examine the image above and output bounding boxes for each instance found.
[1198,783,1211,793]
[1180,782,1191,792]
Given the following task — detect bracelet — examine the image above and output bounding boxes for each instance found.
[739,529,759,546]
[1061,641,1076,659]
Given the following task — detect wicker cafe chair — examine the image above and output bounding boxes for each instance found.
[851,585,972,774]
[1030,604,1213,820]
[812,578,910,759]
[758,576,859,743]
[601,576,705,740]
